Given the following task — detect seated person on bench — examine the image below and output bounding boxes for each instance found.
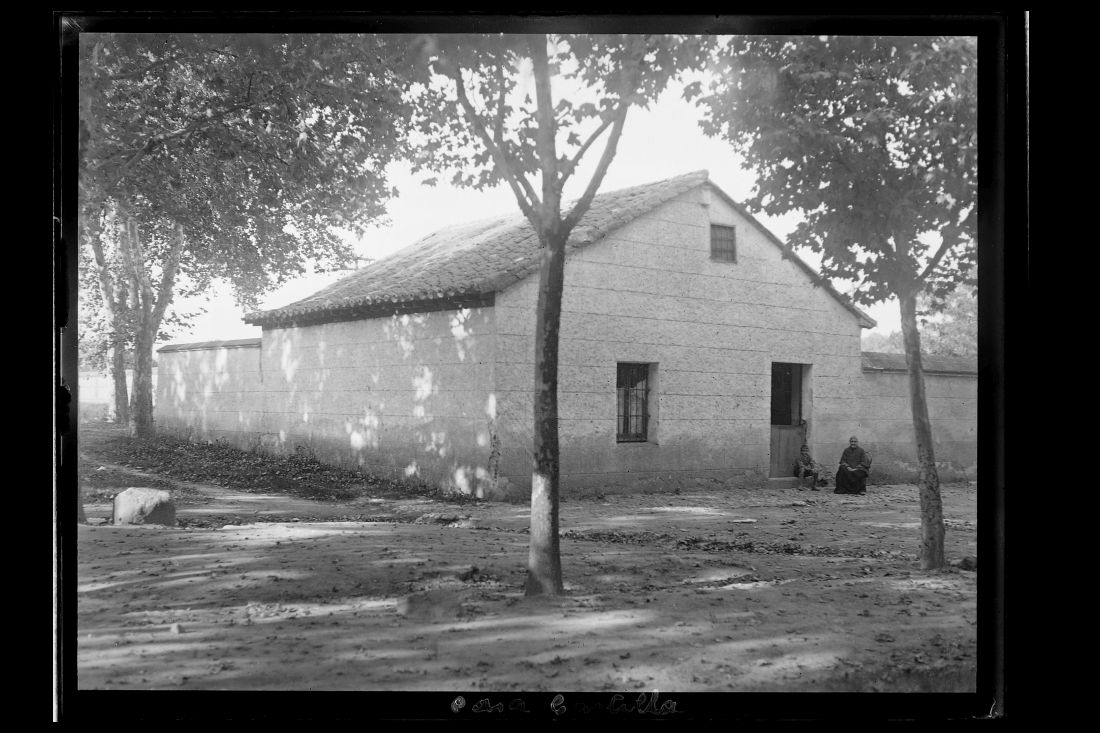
[834,436,872,495]
[792,444,824,491]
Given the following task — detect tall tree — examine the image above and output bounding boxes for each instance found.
[697,35,976,569]
[79,33,413,438]
[406,33,709,595]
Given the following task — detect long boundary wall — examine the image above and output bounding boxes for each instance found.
[854,364,977,482]
[155,339,265,439]
[156,310,501,498]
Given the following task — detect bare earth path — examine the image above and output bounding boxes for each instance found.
[75,454,978,696]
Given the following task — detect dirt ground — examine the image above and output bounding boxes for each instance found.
[73,437,978,697]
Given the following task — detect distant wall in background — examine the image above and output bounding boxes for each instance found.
[155,338,264,438]
[79,368,158,422]
[855,352,978,483]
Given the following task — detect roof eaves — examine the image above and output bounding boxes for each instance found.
[248,291,496,329]
[860,351,978,375]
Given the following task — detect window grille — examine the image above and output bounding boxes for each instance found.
[710,224,737,262]
[617,363,649,442]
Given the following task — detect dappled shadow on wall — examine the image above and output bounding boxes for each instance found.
[160,307,512,499]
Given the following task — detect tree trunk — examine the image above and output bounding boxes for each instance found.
[109,336,130,424]
[525,229,567,596]
[122,218,185,440]
[898,291,946,569]
[85,214,130,425]
[77,484,87,524]
[130,323,156,439]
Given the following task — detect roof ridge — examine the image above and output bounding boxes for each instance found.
[393,169,709,255]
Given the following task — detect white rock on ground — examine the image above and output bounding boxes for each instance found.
[111,487,176,526]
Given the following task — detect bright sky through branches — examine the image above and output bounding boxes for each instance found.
[172,79,904,345]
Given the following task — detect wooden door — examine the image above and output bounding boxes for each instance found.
[770,425,805,477]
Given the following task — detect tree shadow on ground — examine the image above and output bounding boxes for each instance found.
[77,514,977,692]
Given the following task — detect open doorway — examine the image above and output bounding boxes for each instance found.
[770,362,810,478]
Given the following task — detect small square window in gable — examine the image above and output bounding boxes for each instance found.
[710,224,737,262]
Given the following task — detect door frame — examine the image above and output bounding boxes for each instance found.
[769,362,812,478]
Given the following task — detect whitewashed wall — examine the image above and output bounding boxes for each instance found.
[854,370,978,481]
[156,343,263,437]
[157,310,498,497]
[492,185,866,495]
[255,310,498,495]
[80,368,157,422]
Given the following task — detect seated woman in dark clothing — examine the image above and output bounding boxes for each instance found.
[792,444,824,491]
[835,436,872,495]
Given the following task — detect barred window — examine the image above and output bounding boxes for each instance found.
[710,224,737,262]
[616,363,649,442]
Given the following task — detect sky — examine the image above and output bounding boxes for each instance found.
[170,82,903,345]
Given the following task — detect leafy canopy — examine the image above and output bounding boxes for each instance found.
[862,273,978,357]
[696,35,977,305]
[79,33,414,310]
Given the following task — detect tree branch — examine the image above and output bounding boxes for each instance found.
[101,147,149,196]
[447,64,541,222]
[561,37,642,233]
[150,224,187,331]
[529,34,561,223]
[101,97,268,196]
[562,104,629,233]
[86,214,122,335]
[493,62,506,146]
[558,114,615,189]
[124,217,156,319]
[916,237,955,284]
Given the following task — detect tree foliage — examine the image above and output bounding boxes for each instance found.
[697,35,977,570]
[78,33,414,436]
[860,330,904,354]
[861,274,978,357]
[696,35,977,305]
[80,33,412,306]
[919,274,978,357]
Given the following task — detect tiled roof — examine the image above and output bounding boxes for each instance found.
[246,171,709,327]
[245,170,874,329]
[861,351,977,375]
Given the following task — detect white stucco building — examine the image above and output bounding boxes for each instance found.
[155,171,976,498]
